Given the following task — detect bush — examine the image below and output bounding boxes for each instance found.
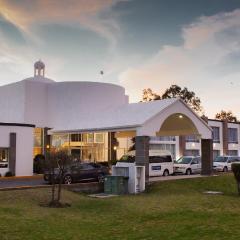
[110,159,117,166]
[5,171,14,177]
[33,154,45,174]
[232,163,240,195]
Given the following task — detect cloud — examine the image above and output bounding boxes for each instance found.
[119,9,240,117]
[0,0,128,85]
[0,0,126,45]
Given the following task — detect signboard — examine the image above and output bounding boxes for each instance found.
[151,165,161,171]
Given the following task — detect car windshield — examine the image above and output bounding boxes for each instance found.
[214,156,228,162]
[119,155,135,163]
[175,157,192,164]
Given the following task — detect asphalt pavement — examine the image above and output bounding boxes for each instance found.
[0,174,209,190]
[0,176,46,189]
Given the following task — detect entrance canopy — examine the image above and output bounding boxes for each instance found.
[50,98,212,140]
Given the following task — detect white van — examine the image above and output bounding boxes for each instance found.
[117,150,174,177]
[174,156,201,175]
[213,156,240,172]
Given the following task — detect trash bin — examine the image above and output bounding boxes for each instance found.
[104,176,128,195]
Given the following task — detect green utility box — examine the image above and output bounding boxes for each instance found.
[104,176,129,195]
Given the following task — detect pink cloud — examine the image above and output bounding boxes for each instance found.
[0,0,126,45]
[119,9,240,118]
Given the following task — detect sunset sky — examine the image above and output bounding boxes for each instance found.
[1,0,240,118]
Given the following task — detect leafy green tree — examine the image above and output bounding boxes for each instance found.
[161,85,203,114]
[142,88,161,102]
[215,110,238,122]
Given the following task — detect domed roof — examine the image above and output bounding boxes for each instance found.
[34,60,45,69]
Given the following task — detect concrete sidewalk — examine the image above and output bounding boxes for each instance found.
[149,174,207,182]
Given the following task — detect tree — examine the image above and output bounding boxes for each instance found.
[45,150,73,207]
[142,88,161,102]
[215,110,238,122]
[161,85,203,114]
[232,163,240,195]
[128,137,136,151]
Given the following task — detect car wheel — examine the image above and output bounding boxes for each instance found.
[186,169,192,175]
[163,170,169,176]
[223,167,228,172]
[98,174,105,183]
[63,175,72,185]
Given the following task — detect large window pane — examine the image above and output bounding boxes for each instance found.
[228,150,238,156]
[228,128,238,143]
[51,134,69,148]
[185,135,199,143]
[0,148,9,168]
[184,149,200,156]
[150,136,176,141]
[212,127,220,143]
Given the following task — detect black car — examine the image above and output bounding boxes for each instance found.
[43,162,109,184]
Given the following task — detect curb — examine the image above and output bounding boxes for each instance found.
[0,174,43,181]
[0,185,50,191]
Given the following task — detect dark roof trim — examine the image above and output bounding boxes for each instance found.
[208,119,240,124]
[0,122,35,128]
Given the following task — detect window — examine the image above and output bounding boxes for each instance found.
[149,155,172,163]
[51,134,69,148]
[191,158,198,165]
[184,150,200,156]
[228,157,240,163]
[212,127,220,143]
[95,133,104,143]
[0,148,9,168]
[150,136,176,141]
[87,133,94,143]
[82,163,95,170]
[185,135,199,143]
[213,150,220,161]
[150,144,176,160]
[228,128,238,143]
[71,134,81,142]
[228,150,238,156]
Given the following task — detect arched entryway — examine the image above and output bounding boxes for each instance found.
[135,100,213,181]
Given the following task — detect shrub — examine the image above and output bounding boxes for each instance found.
[232,163,240,195]
[33,154,45,174]
[110,159,117,166]
[5,171,14,177]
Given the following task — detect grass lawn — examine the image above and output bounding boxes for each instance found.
[0,174,240,240]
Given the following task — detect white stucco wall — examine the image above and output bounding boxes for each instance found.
[0,81,25,123]
[47,81,128,130]
[24,79,50,128]
[0,77,128,130]
[0,125,34,176]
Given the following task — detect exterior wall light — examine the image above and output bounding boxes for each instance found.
[113,146,117,151]
[46,144,50,149]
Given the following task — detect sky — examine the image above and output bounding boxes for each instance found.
[1,0,240,118]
